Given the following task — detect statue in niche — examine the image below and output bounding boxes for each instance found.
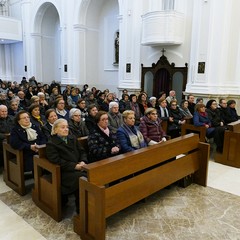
[114,31,119,64]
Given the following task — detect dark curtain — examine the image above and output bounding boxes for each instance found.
[153,68,170,98]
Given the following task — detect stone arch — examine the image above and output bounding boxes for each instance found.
[31,2,61,83]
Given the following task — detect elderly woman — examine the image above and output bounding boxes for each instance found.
[54,98,69,120]
[168,100,186,139]
[126,94,142,126]
[46,119,88,213]
[8,99,21,116]
[117,110,147,153]
[107,102,123,134]
[179,99,193,119]
[68,108,89,138]
[85,104,98,133]
[67,88,80,108]
[76,98,88,121]
[10,110,46,172]
[193,103,216,140]
[205,100,225,152]
[139,108,167,146]
[41,108,58,140]
[88,111,120,163]
[28,104,46,130]
[0,105,15,167]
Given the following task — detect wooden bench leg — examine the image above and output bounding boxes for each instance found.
[74,178,105,240]
[3,143,25,195]
[32,157,62,222]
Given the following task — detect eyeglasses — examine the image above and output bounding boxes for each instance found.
[73,115,81,117]
[100,118,108,121]
[171,104,177,106]
[20,116,30,120]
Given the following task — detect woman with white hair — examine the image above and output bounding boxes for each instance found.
[107,101,123,134]
[68,108,89,138]
[46,118,88,213]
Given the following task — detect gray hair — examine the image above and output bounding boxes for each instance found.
[69,108,81,119]
[51,118,68,135]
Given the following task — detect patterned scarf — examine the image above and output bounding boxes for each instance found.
[122,123,145,149]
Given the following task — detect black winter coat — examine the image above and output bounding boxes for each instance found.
[46,135,88,194]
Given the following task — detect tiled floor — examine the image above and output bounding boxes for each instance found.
[1,157,240,240]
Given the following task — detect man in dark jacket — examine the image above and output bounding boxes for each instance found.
[0,105,15,167]
[218,98,234,125]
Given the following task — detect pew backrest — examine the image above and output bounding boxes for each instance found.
[74,133,210,239]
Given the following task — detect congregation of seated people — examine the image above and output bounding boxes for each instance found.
[1,77,240,213]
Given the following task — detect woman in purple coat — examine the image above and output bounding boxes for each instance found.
[139,108,167,146]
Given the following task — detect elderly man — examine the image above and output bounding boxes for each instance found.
[166,90,176,106]
[17,91,30,110]
[0,105,15,167]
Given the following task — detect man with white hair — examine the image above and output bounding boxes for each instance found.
[107,101,123,134]
[37,92,49,115]
[18,91,30,110]
[0,92,9,107]
[0,105,15,167]
[166,90,176,106]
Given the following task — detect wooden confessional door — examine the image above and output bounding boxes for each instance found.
[141,53,188,100]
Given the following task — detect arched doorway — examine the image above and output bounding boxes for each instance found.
[33,3,60,83]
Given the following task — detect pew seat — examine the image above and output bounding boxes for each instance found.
[181,123,207,142]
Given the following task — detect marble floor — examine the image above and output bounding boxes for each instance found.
[1,158,240,240]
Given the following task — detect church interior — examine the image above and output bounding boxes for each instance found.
[1,0,240,239]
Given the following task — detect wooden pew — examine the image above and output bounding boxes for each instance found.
[31,136,88,222]
[73,133,209,240]
[215,120,240,168]
[32,146,62,221]
[181,123,206,142]
[3,135,25,195]
[161,120,168,133]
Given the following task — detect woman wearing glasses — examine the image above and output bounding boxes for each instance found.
[68,108,89,138]
[10,110,46,172]
[168,100,186,139]
[88,111,120,163]
[139,108,167,146]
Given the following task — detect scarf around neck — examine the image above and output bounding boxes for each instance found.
[20,123,38,141]
[122,123,145,149]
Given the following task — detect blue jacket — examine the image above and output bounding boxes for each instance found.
[117,125,147,153]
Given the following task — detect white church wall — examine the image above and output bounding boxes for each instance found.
[11,41,24,82]
[140,0,193,69]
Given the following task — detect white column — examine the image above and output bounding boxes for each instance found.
[21,0,32,78]
[118,0,143,94]
[73,24,86,86]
